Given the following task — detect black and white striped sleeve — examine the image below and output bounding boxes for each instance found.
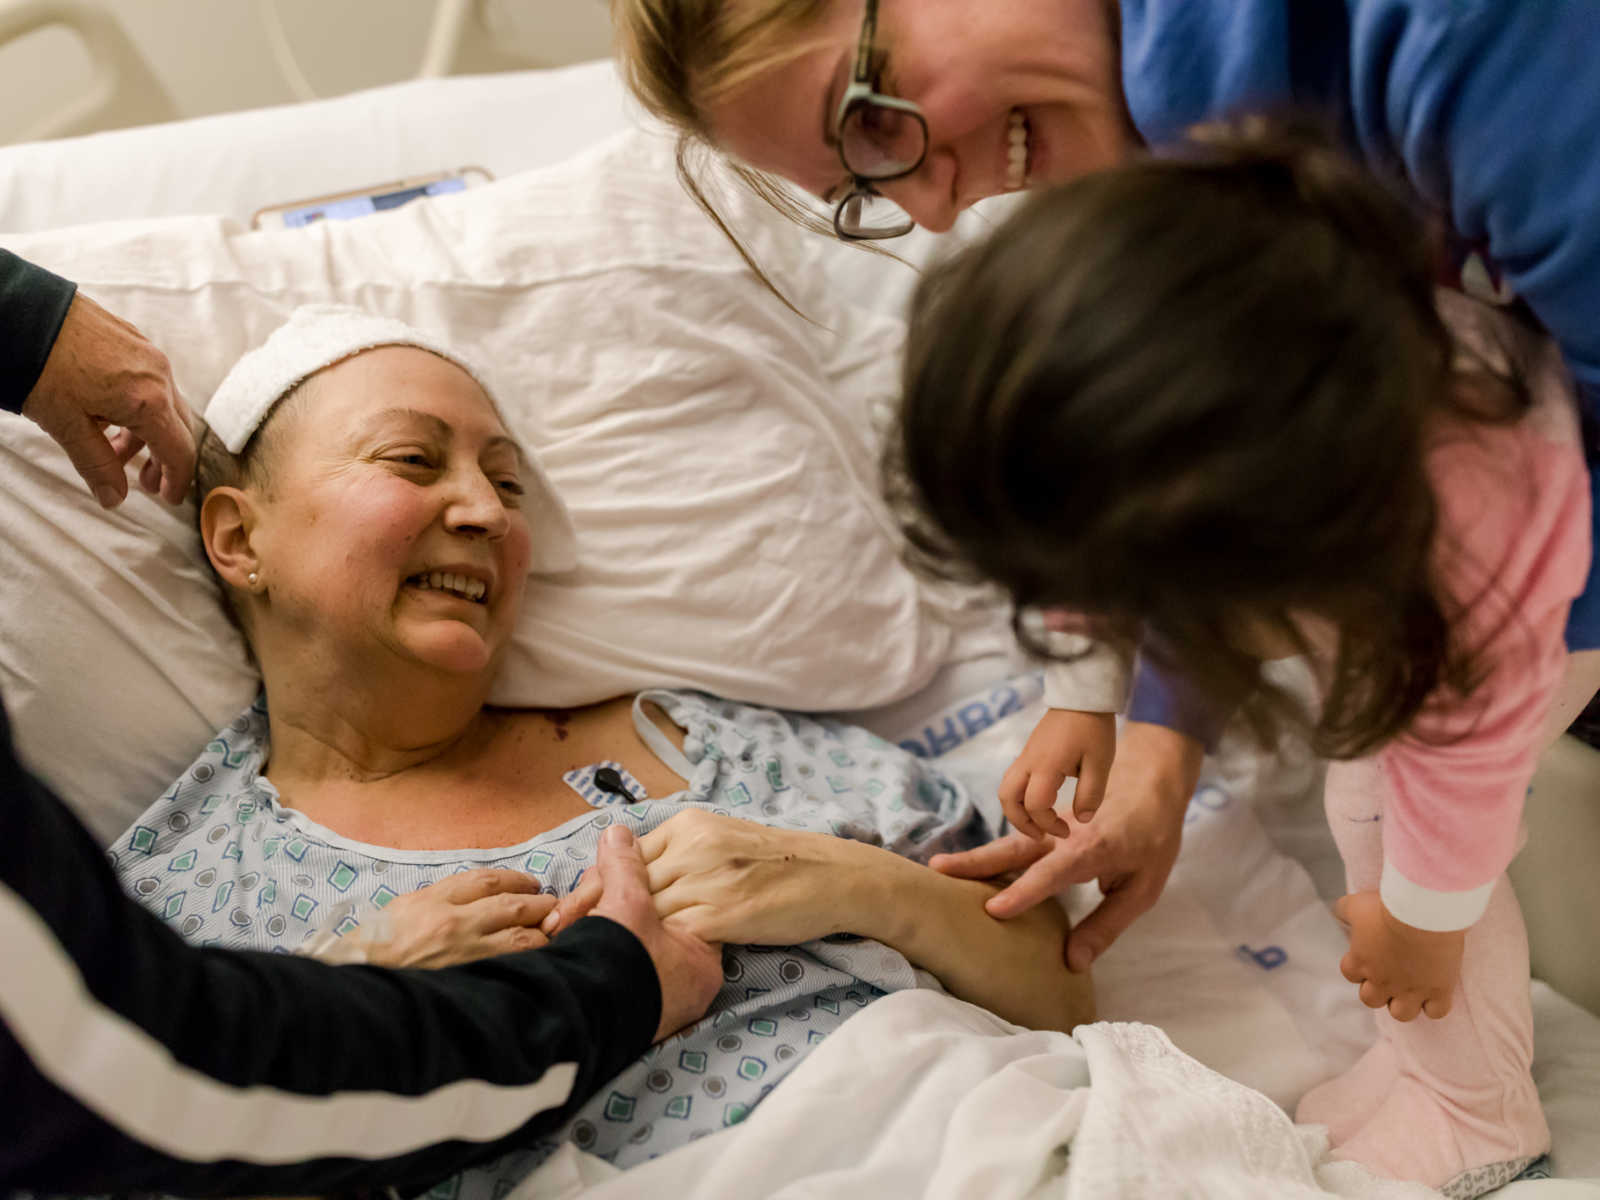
[0,700,660,1197]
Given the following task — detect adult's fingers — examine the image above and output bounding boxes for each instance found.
[431,867,543,905]
[46,407,126,508]
[929,834,1050,881]
[138,452,165,496]
[110,427,144,467]
[1061,880,1149,971]
[543,868,604,935]
[467,891,559,935]
[590,825,653,921]
[984,846,1093,920]
[129,389,197,504]
[1022,769,1072,838]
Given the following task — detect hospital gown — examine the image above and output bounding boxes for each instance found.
[110,689,996,1185]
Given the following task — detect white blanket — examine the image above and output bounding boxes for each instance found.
[514,992,1447,1199]
[516,991,1600,1198]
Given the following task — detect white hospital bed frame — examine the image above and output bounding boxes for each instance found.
[1,0,606,143]
[0,0,174,141]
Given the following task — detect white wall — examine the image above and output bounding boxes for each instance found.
[0,0,613,144]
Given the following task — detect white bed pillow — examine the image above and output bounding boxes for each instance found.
[0,126,1009,842]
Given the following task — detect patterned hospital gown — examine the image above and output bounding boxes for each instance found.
[109,689,997,1187]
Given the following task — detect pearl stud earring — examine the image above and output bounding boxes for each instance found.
[247,572,259,587]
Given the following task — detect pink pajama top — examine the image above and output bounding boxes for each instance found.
[1378,303,1591,932]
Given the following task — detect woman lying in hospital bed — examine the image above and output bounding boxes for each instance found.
[107,304,1092,1185]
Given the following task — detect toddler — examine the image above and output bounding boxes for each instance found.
[891,127,1590,1197]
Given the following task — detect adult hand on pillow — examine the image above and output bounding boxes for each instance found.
[546,810,865,946]
[932,720,1199,972]
[21,292,196,508]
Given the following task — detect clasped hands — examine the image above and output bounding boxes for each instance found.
[542,808,865,946]
[341,811,864,1013]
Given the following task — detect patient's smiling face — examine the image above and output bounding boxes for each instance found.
[243,347,534,679]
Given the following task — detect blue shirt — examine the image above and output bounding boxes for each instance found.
[1119,0,1600,419]
[1117,0,1600,720]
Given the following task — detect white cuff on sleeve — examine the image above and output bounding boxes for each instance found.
[1042,639,1132,714]
[1379,862,1495,932]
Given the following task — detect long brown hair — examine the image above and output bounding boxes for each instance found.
[889,123,1529,756]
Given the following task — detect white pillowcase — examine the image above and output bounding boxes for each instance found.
[0,127,1010,842]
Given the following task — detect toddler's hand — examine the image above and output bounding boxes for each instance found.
[999,708,1116,838]
[1335,890,1465,1021]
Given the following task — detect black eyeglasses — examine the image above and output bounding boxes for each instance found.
[831,0,928,241]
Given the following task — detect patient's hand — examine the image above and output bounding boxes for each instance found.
[1335,890,1465,1021]
[1000,709,1116,837]
[546,811,859,946]
[933,720,1197,972]
[346,869,557,968]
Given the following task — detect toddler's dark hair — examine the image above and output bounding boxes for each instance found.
[889,120,1528,756]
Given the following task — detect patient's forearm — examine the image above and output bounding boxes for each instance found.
[835,842,1094,1033]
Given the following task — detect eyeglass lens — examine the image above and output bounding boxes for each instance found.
[837,191,914,239]
[839,100,925,180]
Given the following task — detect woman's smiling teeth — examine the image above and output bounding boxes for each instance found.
[407,571,488,603]
[1006,108,1031,191]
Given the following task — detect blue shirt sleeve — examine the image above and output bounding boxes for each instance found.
[1344,0,1600,418]
[1124,634,1234,750]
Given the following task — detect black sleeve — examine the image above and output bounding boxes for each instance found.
[0,249,78,414]
[0,697,661,1197]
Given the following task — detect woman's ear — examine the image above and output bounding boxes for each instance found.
[200,486,262,590]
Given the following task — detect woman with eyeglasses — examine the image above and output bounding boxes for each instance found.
[610,0,1600,1007]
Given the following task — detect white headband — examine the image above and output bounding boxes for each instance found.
[203,304,576,574]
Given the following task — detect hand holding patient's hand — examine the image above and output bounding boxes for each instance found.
[933,720,1199,972]
[21,292,195,507]
[342,868,558,968]
[547,811,854,948]
[589,824,723,1042]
